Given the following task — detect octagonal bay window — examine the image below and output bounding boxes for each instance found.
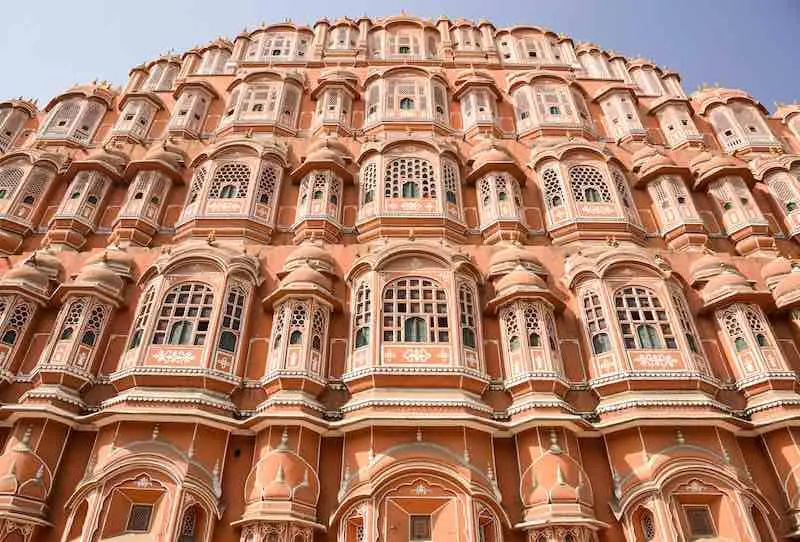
[487,259,567,401]
[176,137,286,243]
[496,28,570,65]
[692,256,794,407]
[363,68,450,130]
[532,139,644,245]
[262,248,338,404]
[111,93,163,143]
[310,69,358,135]
[510,74,594,139]
[113,241,259,399]
[694,88,780,154]
[31,251,132,407]
[356,140,465,242]
[240,26,314,64]
[112,154,185,250]
[453,70,503,137]
[37,83,115,147]
[564,246,713,401]
[0,250,63,384]
[653,102,703,148]
[368,22,440,60]
[168,81,217,139]
[46,168,114,251]
[597,87,646,142]
[0,151,59,253]
[344,242,485,396]
[707,175,775,256]
[759,164,800,241]
[0,99,36,153]
[631,146,708,252]
[218,71,304,136]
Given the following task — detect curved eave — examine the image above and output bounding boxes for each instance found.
[262,285,340,311]
[118,91,167,112]
[698,290,774,314]
[465,160,526,184]
[486,288,563,314]
[290,158,353,184]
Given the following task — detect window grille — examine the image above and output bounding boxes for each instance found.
[288,302,308,345]
[671,292,702,354]
[152,283,214,346]
[360,162,377,204]
[256,164,278,205]
[353,281,372,348]
[0,167,24,201]
[187,167,208,204]
[640,509,656,540]
[1,300,32,346]
[569,165,612,203]
[126,504,153,532]
[129,287,155,349]
[614,287,676,349]
[685,506,715,537]
[583,291,610,354]
[311,308,325,352]
[179,507,197,541]
[442,160,459,205]
[208,162,251,199]
[81,303,107,346]
[59,299,86,341]
[382,278,448,343]
[459,284,477,349]
[384,158,436,199]
[410,516,432,541]
[541,168,565,209]
[219,283,247,353]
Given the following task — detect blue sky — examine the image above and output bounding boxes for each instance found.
[1,0,797,110]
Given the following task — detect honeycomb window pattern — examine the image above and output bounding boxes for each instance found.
[569,165,612,203]
[384,158,436,199]
[153,283,214,346]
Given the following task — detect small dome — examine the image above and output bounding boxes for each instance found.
[704,270,752,295]
[488,245,544,278]
[690,252,730,283]
[774,270,800,302]
[244,443,318,507]
[0,251,63,294]
[631,145,676,180]
[762,257,792,284]
[283,243,335,276]
[281,264,333,293]
[521,453,593,509]
[0,443,51,501]
[76,264,125,293]
[496,265,548,293]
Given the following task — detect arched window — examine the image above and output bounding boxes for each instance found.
[59,300,86,342]
[153,283,214,346]
[615,287,676,349]
[384,158,436,199]
[671,292,702,355]
[541,168,565,209]
[288,303,307,346]
[383,278,448,343]
[353,281,372,349]
[257,164,279,205]
[209,163,251,199]
[744,306,771,349]
[582,291,610,354]
[129,287,155,350]
[179,506,198,542]
[361,162,377,205]
[459,284,477,349]
[187,167,207,205]
[442,160,459,206]
[640,509,656,541]
[218,283,247,353]
[569,165,612,203]
[721,307,748,353]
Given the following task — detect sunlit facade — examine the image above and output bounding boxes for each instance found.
[0,14,799,542]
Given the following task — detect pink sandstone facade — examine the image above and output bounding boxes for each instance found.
[2,13,800,542]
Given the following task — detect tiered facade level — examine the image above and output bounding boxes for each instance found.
[3,14,800,542]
